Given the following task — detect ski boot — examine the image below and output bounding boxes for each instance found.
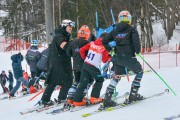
[90,97,103,104]
[39,100,54,106]
[100,91,118,110]
[54,98,66,105]
[124,86,143,104]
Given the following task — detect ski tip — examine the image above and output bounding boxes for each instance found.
[82,114,90,117]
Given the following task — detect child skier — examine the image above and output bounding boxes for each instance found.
[28,47,49,93]
[101,10,143,108]
[25,39,41,79]
[73,32,111,106]
[66,25,94,105]
[0,70,9,93]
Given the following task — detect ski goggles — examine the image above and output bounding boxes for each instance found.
[69,22,75,27]
[119,15,132,22]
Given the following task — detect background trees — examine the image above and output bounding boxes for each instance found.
[0,0,179,52]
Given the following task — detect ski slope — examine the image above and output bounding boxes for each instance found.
[0,23,180,120]
[0,51,180,120]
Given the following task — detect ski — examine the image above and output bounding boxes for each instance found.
[36,103,63,112]
[81,89,169,117]
[164,114,180,120]
[20,102,64,115]
[0,96,8,100]
[47,92,129,115]
[0,94,30,100]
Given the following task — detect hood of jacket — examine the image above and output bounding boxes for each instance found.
[11,54,19,63]
[11,54,23,63]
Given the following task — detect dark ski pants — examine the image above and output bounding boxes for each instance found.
[105,57,143,97]
[73,63,104,102]
[41,83,69,102]
[8,82,13,91]
[115,56,143,88]
[67,71,94,100]
[74,71,81,83]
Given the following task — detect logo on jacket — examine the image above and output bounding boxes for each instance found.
[115,33,127,38]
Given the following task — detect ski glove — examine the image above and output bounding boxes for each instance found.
[135,52,141,56]
[108,41,116,47]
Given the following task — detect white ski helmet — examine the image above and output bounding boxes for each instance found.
[61,19,75,27]
[118,10,132,25]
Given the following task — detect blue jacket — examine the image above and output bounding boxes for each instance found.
[11,54,23,80]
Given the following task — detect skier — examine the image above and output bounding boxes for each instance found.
[66,25,94,105]
[8,70,14,91]
[28,47,49,93]
[101,10,143,108]
[9,53,29,98]
[25,39,41,79]
[0,70,9,93]
[73,32,111,106]
[40,19,75,106]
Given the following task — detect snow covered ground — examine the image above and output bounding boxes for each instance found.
[0,21,180,120]
[0,49,180,120]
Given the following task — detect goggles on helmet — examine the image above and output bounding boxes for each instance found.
[69,22,75,27]
[119,15,132,22]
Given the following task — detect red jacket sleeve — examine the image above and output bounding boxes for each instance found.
[80,43,91,60]
[102,49,111,63]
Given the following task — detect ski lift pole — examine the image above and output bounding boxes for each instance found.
[137,54,176,96]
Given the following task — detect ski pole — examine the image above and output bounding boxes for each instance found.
[28,89,44,102]
[137,54,177,96]
[28,85,61,101]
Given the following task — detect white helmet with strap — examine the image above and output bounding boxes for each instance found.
[61,19,75,27]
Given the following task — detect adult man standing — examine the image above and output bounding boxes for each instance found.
[40,19,75,106]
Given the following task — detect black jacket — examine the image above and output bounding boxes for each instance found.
[102,22,141,58]
[46,27,73,88]
[37,47,49,71]
[67,38,89,71]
